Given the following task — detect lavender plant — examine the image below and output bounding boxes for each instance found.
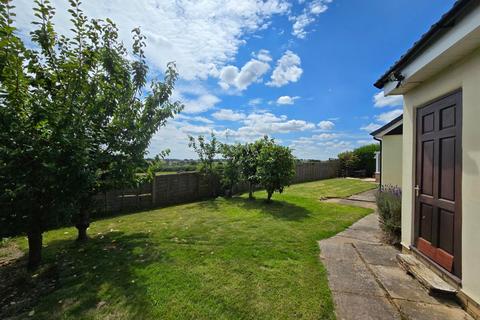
[376,185,402,244]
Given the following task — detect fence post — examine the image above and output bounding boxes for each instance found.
[151,175,157,207]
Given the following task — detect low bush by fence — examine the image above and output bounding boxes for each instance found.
[91,160,340,217]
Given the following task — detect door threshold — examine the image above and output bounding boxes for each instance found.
[410,245,462,287]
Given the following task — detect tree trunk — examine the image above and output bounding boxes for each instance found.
[248,183,254,199]
[210,174,217,198]
[27,231,42,270]
[76,206,90,242]
[266,191,273,203]
[226,185,233,198]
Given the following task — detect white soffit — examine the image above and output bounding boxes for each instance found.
[373,119,403,139]
[385,4,480,96]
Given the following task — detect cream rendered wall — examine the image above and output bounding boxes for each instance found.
[402,48,480,303]
[381,135,403,187]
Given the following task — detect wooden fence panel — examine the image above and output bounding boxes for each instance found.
[92,160,340,216]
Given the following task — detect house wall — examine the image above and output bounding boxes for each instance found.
[402,47,480,303]
[381,135,403,187]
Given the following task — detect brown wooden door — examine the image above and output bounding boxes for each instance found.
[415,90,462,278]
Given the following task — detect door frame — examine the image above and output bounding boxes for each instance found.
[413,89,463,280]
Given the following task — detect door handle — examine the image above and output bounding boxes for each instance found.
[414,185,421,197]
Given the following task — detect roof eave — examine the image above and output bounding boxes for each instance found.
[370,115,403,138]
[374,0,475,90]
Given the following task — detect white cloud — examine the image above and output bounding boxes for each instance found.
[290,0,332,39]
[171,83,221,114]
[176,114,214,124]
[218,55,270,91]
[149,110,336,159]
[360,123,382,132]
[212,109,246,121]
[312,133,338,140]
[291,13,315,39]
[242,112,315,134]
[373,91,403,108]
[375,109,402,124]
[290,136,352,160]
[267,51,303,87]
[149,122,198,159]
[356,140,372,145]
[248,98,263,106]
[14,0,290,80]
[317,120,335,130]
[182,94,221,114]
[360,109,402,132]
[276,95,300,105]
[254,49,272,62]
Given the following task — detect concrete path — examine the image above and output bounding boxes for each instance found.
[319,191,473,320]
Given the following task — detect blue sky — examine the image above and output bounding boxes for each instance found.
[14,0,456,159]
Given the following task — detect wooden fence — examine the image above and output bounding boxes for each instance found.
[92,160,340,216]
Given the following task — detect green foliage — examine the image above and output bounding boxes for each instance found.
[338,151,360,177]
[139,150,171,183]
[352,143,380,177]
[337,143,379,177]
[0,0,181,266]
[188,133,219,175]
[376,185,402,244]
[257,138,296,201]
[237,136,270,199]
[219,143,241,197]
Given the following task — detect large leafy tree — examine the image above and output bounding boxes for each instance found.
[0,0,181,269]
[256,138,296,202]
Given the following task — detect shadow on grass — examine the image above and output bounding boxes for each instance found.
[1,231,168,319]
[198,196,312,221]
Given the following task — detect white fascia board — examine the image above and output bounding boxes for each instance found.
[373,119,403,139]
[384,4,480,96]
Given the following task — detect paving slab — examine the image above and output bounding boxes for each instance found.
[322,254,385,296]
[371,265,440,304]
[318,190,472,320]
[354,242,399,267]
[334,228,382,244]
[333,292,400,320]
[394,300,474,320]
[334,214,382,244]
[347,189,377,202]
[319,239,357,261]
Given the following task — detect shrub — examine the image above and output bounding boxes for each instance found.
[376,185,402,245]
[338,151,360,177]
[353,144,380,177]
[337,143,380,177]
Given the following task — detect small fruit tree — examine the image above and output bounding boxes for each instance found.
[256,138,296,202]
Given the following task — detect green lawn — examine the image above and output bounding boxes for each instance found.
[2,178,376,320]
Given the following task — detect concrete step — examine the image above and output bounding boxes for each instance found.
[396,253,458,296]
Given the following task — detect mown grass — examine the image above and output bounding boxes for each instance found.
[4,178,375,320]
